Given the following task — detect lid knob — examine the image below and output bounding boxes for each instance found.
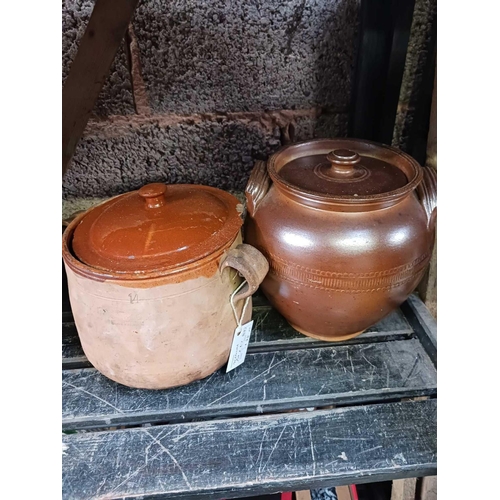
[327,149,361,176]
[138,183,167,209]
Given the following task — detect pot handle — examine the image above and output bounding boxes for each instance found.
[417,166,437,232]
[245,160,271,217]
[219,244,269,302]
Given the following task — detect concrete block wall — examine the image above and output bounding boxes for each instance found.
[62,0,135,116]
[132,0,358,114]
[62,0,358,200]
[62,0,435,203]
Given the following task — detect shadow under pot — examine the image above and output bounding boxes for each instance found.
[62,183,269,389]
[244,138,437,341]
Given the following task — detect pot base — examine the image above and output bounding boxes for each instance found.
[289,323,366,342]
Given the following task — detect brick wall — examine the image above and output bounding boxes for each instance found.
[62,0,435,203]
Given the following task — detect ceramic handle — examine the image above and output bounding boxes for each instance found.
[417,166,437,231]
[220,244,269,302]
[327,149,361,177]
[245,161,271,217]
[138,183,167,209]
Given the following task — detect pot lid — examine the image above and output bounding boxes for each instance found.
[71,183,243,274]
[269,138,421,200]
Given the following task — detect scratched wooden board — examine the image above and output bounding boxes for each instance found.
[400,295,437,367]
[62,338,435,430]
[63,305,413,368]
[62,399,437,500]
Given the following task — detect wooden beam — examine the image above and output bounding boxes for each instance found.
[336,486,353,500]
[349,0,416,143]
[418,476,437,500]
[62,0,140,177]
[418,69,437,317]
[425,72,437,170]
[294,490,312,500]
[391,478,417,500]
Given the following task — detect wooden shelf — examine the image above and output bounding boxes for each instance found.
[62,291,437,499]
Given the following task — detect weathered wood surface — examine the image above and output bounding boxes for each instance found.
[336,486,354,500]
[61,294,437,498]
[295,490,312,500]
[63,339,436,430]
[391,478,417,500]
[63,305,413,368]
[62,399,437,500]
[400,295,437,367]
[249,306,412,349]
[418,475,437,500]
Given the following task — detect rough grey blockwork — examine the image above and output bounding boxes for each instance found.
[62,0,135,116]
[133,0,360,114]
[293,113,349,141]
[63,118,283,198]
[63,111,353,198]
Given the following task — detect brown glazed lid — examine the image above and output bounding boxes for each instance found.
[71,183,243,274]
[269,138,422,204]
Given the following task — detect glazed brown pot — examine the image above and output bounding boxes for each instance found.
[244,138,437,341]
[62,183,269,389]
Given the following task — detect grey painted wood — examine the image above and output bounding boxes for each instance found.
[62,399,437,500]
[63,339,435,430]
[400,294,437,367]
[250,306,412,348]
[63,305,413,368]
[250,292,271,307]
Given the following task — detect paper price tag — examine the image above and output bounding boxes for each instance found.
[226,320,254,372]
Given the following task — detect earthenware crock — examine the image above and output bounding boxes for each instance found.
[244,138,437,341]
[62,183,269,389]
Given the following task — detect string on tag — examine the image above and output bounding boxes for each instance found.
[230,279,251,331]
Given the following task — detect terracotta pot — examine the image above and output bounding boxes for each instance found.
[244,138,437,341]
[62,183,269,389]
